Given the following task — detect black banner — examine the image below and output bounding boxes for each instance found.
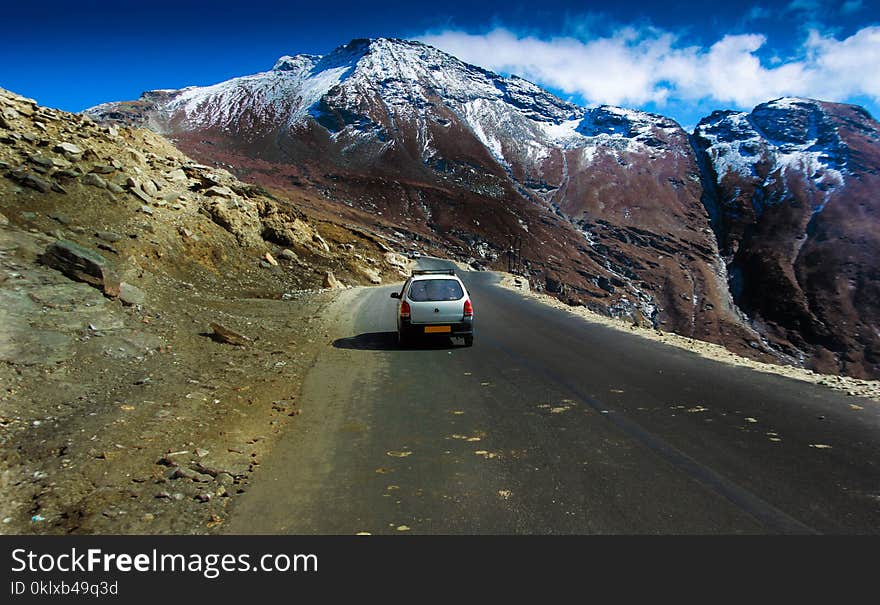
[0,535,872,601]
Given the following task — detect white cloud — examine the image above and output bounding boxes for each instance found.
[418,25,880,111]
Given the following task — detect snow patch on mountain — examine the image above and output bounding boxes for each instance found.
[695,98,848,213]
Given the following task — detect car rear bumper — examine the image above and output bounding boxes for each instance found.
[400,318,473,337]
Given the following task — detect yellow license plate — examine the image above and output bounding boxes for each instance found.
[424,325,452,334]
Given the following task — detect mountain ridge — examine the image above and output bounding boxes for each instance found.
[83,37,880,378]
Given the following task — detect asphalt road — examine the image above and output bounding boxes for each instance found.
[227,258,880,534]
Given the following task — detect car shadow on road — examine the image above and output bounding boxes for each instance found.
[332,331,460,351]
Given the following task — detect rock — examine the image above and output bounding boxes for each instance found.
[81,173,107,188]
[15,100,36,117]
[89,164,115,174]
[210,322,253,346]
[107,182,124,194]
[313,232,331,252]
[169,466,212,483]
[18,172,55,193]
[357,264,382,284]
[28,154,54,168]
[205,185,235,198]
[137,205,154,215]
[323,271,344,289]
[280,249,299,261]
[54,142,83,156]
[125,149,146,164]
[116,282,146,306]
[200,196,263,247]
[264,252,278,266]
[2,106,21,121]
[0,212,8,226]
[40,240,114,289]
[53,167,83,179]
[130,186,153,204]
[142,179,159,197]
[95,231,123,243]
[215,472,234,486]
[165,168,188,183]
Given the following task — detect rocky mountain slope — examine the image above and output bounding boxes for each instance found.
[88,38,763,359]
[0,87,409,534]
[694,98,880,378]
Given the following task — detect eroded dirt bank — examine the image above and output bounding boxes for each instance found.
[1,229,341,533]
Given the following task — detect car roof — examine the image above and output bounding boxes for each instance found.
[409,270,463,282]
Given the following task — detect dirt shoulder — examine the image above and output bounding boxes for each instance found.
[492,270,880,403]
[0,223,346,534]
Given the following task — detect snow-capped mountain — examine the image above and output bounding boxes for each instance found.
[694,97,880,377]
[86,38,880,377]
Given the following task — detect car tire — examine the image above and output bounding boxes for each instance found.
[463,335,474,347]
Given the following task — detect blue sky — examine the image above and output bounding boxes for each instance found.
[1,0,878,129]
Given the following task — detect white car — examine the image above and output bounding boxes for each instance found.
[390,269,474,346]
[409,251,422,259]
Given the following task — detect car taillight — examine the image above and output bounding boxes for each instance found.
[463,299,473,318]
[400,300,411,318]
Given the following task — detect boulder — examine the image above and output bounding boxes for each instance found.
[104,281,146,306]
[164,168,188,183]
[54,142,83,157]
[205,185,234,198]
[95,231,123,243]
[323,271,344,289]
[142,179,159,197]
[17,172,54,193]
[129,184,153,204]
[81,173,107,189]
[200,197,262,247]
[27,154,54,168]
[40,240,114,289]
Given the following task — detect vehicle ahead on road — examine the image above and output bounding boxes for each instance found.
[408,250,421,259]
[391,269,474,347]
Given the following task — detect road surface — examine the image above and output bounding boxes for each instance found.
[226,258,880,534]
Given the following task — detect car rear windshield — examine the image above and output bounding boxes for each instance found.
[408,279,464,302]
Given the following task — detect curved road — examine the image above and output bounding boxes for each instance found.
[227,258,880,534]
